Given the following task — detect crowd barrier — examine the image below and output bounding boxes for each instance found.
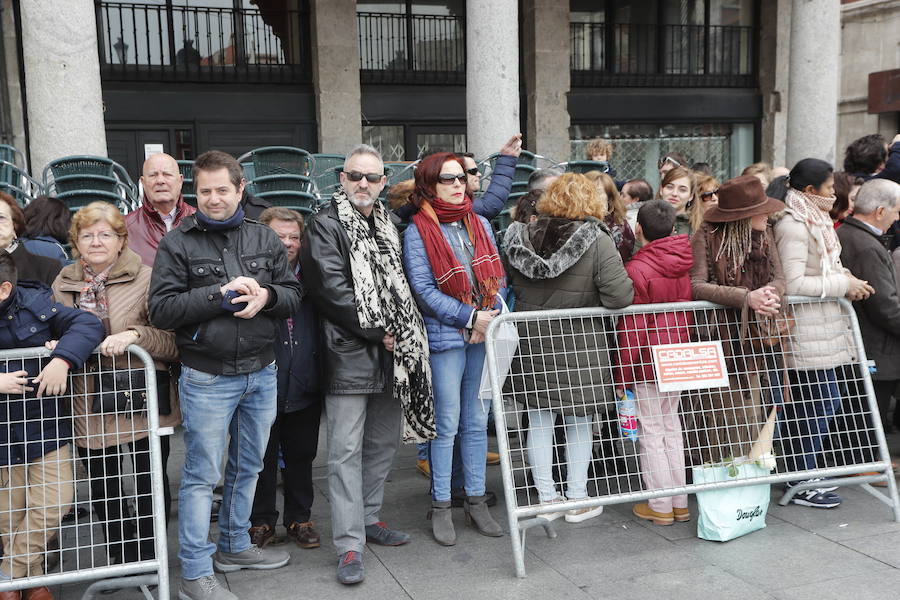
[0,345,170,599]
[484,296,900,577]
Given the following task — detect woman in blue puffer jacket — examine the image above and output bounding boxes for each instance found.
[402,151,507,547]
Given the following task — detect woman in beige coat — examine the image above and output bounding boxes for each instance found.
[773,158,873,509]
[52,201,179,564]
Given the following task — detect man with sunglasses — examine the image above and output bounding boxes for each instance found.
[300,145,432,586]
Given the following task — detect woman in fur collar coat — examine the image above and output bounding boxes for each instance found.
[503,173,633,523]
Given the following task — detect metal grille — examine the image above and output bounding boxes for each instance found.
[484,298,900,577]
[0,346,170,597]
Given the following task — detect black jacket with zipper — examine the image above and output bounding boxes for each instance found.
[148,214,302,375]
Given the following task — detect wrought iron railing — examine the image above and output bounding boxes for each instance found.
[570,22,756,87]
[358,12,465,85]
[96,1,311,83]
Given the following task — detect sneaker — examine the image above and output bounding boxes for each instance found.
[364,522,410,546]
[564,504,604,523]
[538,496,567,521]
[337,551,364,585]
[789,488,842,509]
[179,575,237,600]
[416,459,430,478]
[213,545,290,573]
[787,478,838,493]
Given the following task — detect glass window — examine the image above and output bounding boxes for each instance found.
[416,133,466,159]
[363,125,405,162]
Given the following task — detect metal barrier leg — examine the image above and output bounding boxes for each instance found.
[80,574,158,600]
[508,514,527,579]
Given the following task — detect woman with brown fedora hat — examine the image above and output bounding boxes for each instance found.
[686,175,787,468]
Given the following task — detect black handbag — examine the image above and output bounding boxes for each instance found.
[93,369,171,416]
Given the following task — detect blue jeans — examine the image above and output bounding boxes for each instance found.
[430,343,489,502]
[783,368,841,473]
[177,363,278,580]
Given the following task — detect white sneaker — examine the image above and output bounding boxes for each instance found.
[565,504,604,523]
[538,496,567,521]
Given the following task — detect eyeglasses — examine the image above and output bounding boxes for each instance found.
[437,173,468,184]
[658,156,682,169]
[344,171,384,183]
[700,189,719,202]
[465,167,480,176]
[78,231,120,244]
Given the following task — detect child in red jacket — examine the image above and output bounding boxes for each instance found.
[617,199,694,526]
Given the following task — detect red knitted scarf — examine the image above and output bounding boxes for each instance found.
[411,196,503,308]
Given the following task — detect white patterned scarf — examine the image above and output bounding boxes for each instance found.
[785,188,843,285]
[333,189,435,443]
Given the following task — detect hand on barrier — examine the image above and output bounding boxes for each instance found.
[748,286,780,317]
[473,309,501,336]
[0,370,33,394]
[499,133,524,158]
[33,357,70,397]
[44,339,58,351]
[382,333,395,352]
[100,330,140,356]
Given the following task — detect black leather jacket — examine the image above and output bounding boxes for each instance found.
[299,201,392,395]
[149,215,302,375]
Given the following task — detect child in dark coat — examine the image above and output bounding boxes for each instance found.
[616,200,694,526]
[0,251,104,592]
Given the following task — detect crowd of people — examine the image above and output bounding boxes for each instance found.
[0,131,899,600]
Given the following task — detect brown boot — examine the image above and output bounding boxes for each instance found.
[248,524,275,548]
[22,587,53,600]
[286,521,321,549]
[0,590,22,600]
[632,502,674,525]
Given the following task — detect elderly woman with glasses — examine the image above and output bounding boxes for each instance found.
[402,152,507,546]
[52,201,180,566]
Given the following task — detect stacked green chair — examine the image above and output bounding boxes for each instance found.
[250,174,314,196]
[310,154,345,199]
[0,145,25,168]
[176,159,196,206]
[238,147,312,178]
[0,160,42,206]
[254,191,319,215]
[43,155,138,212]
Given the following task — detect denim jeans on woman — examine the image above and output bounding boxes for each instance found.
[783,368,841,473]
[177,363,277,581]
[430,342,489,502]
[527,408,593,502]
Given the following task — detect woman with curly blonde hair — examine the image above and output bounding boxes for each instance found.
[502,173,633,523]
[657,166,704,235]
[585,170,635,261]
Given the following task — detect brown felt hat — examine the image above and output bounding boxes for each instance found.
[703,175,786,223]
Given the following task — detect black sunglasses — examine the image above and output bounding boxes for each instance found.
[344,171,383,183]
[700,188,719,201]
[438,173,468,184]
[465,167,480,176]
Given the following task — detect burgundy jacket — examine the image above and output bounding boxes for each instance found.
[125,197,196,266]
[616,234,694,387]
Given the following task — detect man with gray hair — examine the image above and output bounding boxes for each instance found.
[299,144,432,585]
[838,178,900,435]
[527,167,562,193]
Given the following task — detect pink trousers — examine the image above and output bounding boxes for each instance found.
[633,382,688,513]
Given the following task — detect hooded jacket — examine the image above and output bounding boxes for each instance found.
[617,234,694,387]
[503,217,633,416]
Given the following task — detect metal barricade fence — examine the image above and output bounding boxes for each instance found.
[0,345,170,598]
[484,297,900,578]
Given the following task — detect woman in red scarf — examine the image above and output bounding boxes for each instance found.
[402,152,506,546]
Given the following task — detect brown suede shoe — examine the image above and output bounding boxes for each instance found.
[416,459,430,478]
[22,587,53,600]
[673,507,691,522]
[0,590,22,600]
[632,502,674,525]
[486,452,501,465]
[286,521,321,549]
[248,524,275,549]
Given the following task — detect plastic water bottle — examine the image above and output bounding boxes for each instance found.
[618,389,639,441]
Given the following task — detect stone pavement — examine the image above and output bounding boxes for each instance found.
[58,428,900,600]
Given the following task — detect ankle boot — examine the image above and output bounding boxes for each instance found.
[464,495,503,537]
[428,500,456,546]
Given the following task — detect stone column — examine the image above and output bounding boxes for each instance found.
[0,0,27,162]
[758,0,791,169]
[785,0,840,166]
[19,0,108,174]
[467,1,519,161]
[522,0,570,164]
[310,0,361,154]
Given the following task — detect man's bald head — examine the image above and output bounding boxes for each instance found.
[140,152,183,214]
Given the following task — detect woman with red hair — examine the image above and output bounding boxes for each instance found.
[402,152,506,546]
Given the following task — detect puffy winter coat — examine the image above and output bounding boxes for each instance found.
[403,215,505,353]
[774,199,855,370]
[503,217,634,416]
[616,234,693,387]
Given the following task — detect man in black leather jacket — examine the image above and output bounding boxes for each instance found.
[149,151,302,600]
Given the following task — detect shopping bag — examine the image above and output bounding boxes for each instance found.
[478,296,519,401]
[693,462,771,542]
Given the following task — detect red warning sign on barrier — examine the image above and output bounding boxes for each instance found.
[652,341,730,392]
